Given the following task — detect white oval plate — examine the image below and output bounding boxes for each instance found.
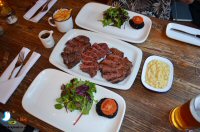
[22,69,126,132]
[75,2,152,43]
[49,29,143,90]
[141,56,174,92]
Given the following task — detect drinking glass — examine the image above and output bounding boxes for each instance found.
[169,95,200,131]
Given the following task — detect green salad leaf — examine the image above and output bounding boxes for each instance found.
[54,78,97,125]
[101,7,130,28]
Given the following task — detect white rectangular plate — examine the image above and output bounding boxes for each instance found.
[49,29,143,90]
[75,2,152,43]
[22,69,126,132]
[166,23,200,46]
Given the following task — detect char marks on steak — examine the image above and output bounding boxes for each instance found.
[61,35,91,69]
[100,48,132,83]
[61,36,132,83]
[80,43,110,77]
[110,48,124,57]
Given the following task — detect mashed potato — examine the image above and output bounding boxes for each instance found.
[145,60,170,89]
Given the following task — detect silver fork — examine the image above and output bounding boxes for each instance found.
[9,51,25,79]
[41,0,51,12]
[29,0,51,19]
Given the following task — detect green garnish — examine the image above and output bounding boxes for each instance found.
[54,78,97,125]
[101,7,130,28]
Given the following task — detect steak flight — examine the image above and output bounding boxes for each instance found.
[61,35,133,83]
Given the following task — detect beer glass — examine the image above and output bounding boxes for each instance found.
[169,95,200,131]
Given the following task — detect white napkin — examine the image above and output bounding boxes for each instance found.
[0,48,41,104]
[23,0,57,23]
[0,47,30,82]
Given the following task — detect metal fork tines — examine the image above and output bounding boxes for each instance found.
[9,51,25,79]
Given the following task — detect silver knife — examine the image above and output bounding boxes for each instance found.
[171,28,200,39]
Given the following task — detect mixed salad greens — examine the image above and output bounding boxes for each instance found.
[101,7,129,28]
[54,78,97,125]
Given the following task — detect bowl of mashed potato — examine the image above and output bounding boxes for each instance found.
[141,56,174,92]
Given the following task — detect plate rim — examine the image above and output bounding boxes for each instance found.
[22,68,126,132]
[75,2,152,44]
[49,29,143,90]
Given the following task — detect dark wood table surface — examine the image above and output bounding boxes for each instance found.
[0,0,200,131]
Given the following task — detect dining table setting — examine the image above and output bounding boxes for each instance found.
[1,0,200,131]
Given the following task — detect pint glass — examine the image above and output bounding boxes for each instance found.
[169,95,200,130]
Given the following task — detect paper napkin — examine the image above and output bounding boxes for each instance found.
[0,48,41,104]
[23,0,57,23]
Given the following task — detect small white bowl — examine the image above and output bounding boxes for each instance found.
[141,55,174,92]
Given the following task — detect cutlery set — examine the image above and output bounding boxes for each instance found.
[0,47,41,104]
[0,0,57,104]
[24,0,57,23]
[9,50,25,79]
[171,28,200,39]
[30,0,51,19]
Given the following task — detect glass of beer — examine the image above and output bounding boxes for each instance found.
[169,95,200,131]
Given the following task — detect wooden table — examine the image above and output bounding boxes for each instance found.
[0,0,200,131]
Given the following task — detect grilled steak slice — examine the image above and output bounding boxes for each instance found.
[61,52,80,64]
[82,48,99,60]
[110,48,124,57]
[64,38,91,54]
[82,43,110,61]
[81,53,96,62]
[80,62,99,77]
[99,59,119,67]
[110,74,126,83]
[100,50,132,83]
[80,43,110,77]
[100,64,124,74]
[102,70,124,81]
[61,35,91,69]
[99,43,110,53]
[106,54,123,62]
[74,35,90,42]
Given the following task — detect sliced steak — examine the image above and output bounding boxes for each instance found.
[110,74,126,83]
[61,35,91,69]
[80,43,110,77]
[100,64,124,74]
[99,43,110,53]
[110,48,124,57]
[100,51,133,83]
[74,35,90,42]
[100,59,119,67]
[61,52,81,64]
[106,54,123,62]
[81,53,96,62]
[80,62,99,77]
[102,70,124,81]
